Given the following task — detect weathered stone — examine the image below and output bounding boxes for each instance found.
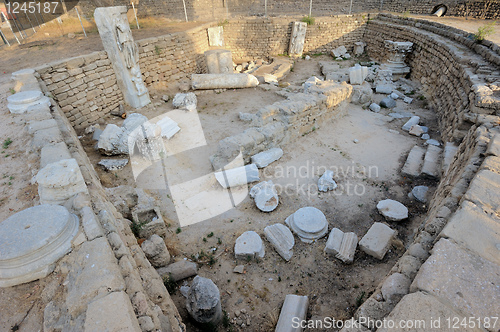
[40,142,72,168]
[377,199,408,221]
[426,139,440,146]
[288,22,307,57]
[402,145,425,177]
[207,26,224,47]
[380,96,396,108]
[157,260,197,282]
[421,145,442,179]
[215,164,260,188]
[137,316,155,332]
[98,159,129,171]
[172,92,197,111]
[275,295,308,332]
[353,41,366,56]
[331,46,347,58]
[156,115,180,139]
[191,73,259,90]
[131,206,167,238]
[408,243,428,261]
[442,142,458,175]
[251,147,283,168]
[409,185,428,203]
[375,84,393,94]
[409,124,424,136]
[235,231,265,260]
[186,276,222,325]
[324,228,358,264]
[66,237,126,316]
[264,224,294,261]
[486,133,500,156]
[369,103,381,113]
[26,119,57,134]
[7,90,51,114]
[411,238,500,319]
[205,49,233,74]
[0,205,79,287]
[98,124,125,155]
[440,201,500,265]
[250,181,279,212]
[390,92,399,99]
[36,158,88,205]
[141,234,170,268]
[318,170,337,192]
[380,40,413,75]
[402,116,420,131]
[84,291,141,331]
[381,273,410,303]
[105,185,138,218]
[285,207,328,243]
[351,82,373,104]
[349,64,368,85]
[94,6,150,108]
[359,222,396,260]
[233,265,244,274]
[81,206,104,241]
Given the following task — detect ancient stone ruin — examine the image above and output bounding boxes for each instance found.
[0,2,499,332]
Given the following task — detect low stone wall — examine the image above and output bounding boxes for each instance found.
[210,81,353,169]
[137,22,215,88]
[35,52,123,131]
[223,15,368,60]
[16,75,185,331]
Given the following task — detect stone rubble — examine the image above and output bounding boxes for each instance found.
[409,186,428,203]
[98,159,129,172]
[131,206,167,239]
[318,170,338,192]
[285,207,328,243]
[251,147,283,168]
[141,234,171,268]
[380,96,396,108]
[264,223,295,261]
[381,273,411,303]
[369,103,381,113]
[191,73,259,90]
[249,181,279,212]
[205,49,233,74]
[156,115,180,139]
[402,116,420,131]
[377,199,408,221]
[234,231,265,260]
[186,276,222,325]
[172,92,197,111]
[359,222,396,260]
[331,45,348,58]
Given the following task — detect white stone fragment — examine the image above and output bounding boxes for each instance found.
[275,295,309,332]
[205,49,233,74]
[251,148,283,168]
[172,92,197,111]
[215,164,260,188]
[318,170,337,192]
[7,90,51,114]
[349,64,368,85]
[377,199,408,221]
[409,125,424,137]
[390,92,399,99]
[289,21,307,57]
[191,73,259,90]
[359,222,396,260]
[426,139,441,146]
[264,224,294,261]
[36,158,88,205]
[235,231,265,260]
[403,96,413,104]
[157,115,180,139]
[331,45,347,58]
[402,116,420,131]
[98,159,129,171]
[250,181,279,212]
[285,207,328,243]
[0,205,79,287]
[409,186,428,203]
[157,261,197,281]
[354,41,366,56]
[207,26,224,47]
[263,73,278,85]
[324,228,358,264]
[375,85,393,94]
[369,103,381,113]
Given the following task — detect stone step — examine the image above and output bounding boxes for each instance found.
[401,145,426,177]
[441,142,458,176]
[421,144,442,179]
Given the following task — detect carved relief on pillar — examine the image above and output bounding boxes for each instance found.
[381,40,414,76]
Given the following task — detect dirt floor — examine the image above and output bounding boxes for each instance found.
[0,12,493,332]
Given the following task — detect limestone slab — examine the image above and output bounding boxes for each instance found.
[251,147,283,168]
[264,224,294,261]
[442,142,458,176]
[84,291,141,332]
[440,201,500,265]
[377,199,408,221]
[36,158,88,205]
[27,119,57,134]
[207,26,224,47]
[324,228,358,264]
[411,238,500,320]
[421,144,442,178]
[215,164,260,188]
[275,294,309,332]
[0,205,79,287]
[235,231,265,260]
[378,292,481,332]
[359,222,395,260]
[157,260,197,281]
[32,126,63,149]
[285,207,328,243]
[205,49,233,74]
[463,169,500,213]
[402,145,425,177]
[40,142,72,168]
[288,22,307,57]
[402,116,420,131]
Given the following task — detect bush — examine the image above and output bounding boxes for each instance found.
[473,20,496,42]
[301,15,315,25]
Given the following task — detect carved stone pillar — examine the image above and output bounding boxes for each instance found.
[94,6,150,109]
[288,22,307,57]
[381,40,413,76]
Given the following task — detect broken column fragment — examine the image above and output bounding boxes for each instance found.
[172,92,197,111]
[377,199,408,221]
[205,49,233,74]
[7,90,51,114]
[324,228,358,264]
[275,294,309,332]
[249,181,279,212]
[285,207,328,243]
[234,231,265,260]
[318,170,338,192]
[186,276,222,325]
[288,21,307,57]
[359,222,396,260]
[157,260,197,282]
[141,234,171,268]
[191,73,259,90]
[214,164,260,188]
[264,224,294,261]
[251,147,283,168]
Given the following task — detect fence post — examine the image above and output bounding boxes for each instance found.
[182,0,188,22]
[75,7,87,37]
[131,2,140,29]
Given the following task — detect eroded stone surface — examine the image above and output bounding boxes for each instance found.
[251,147,283,168]
[381,273,410,303]
[318,170,338,192]
[84,291,141,331]
[141,234,170,268]
[359,222,396,260]
[157,260,197,282]
[249,181,279,212]
[324,228,358,264]
[409,186,428,203]
[215,164,260,188]
[264,224,294,261]
[235,231,265,260]
[186,276,222,325]
[285,207,328,243]
[377,199,408,221]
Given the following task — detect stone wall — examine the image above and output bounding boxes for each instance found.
[35,51,123,131]
[137,22,214,88]
[223,15,368,61]
[76,0,500,21]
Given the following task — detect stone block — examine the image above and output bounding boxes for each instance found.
[275,294,308,332]
[40,142,72,168]
[359,222,395,260]
[157,260,197,282]
[131,206,167,239]
[141,234,170,268]
[250,181,279,212]
[215,164,260,189]
[402,116,420,131]
[235,231,265,260]
[381,273,410,303]
[84,291,141,331]
[251,147,283,168]
[324,228,358,264]
[32,126,64,149]
[463,169,500,213]
[377,199,408,221]
[191,73,259,90]
[264,223,294,261]
[207,26,224,47]
[81,206,104,241]
[289,22,307,57]
[285,207,328,243]
[411,238,500,320]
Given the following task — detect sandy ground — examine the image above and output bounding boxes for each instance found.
[0,12,489,332]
